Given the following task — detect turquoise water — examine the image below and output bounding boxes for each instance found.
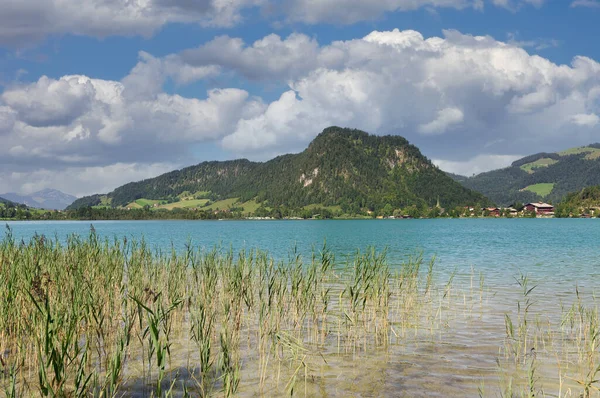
[4,218,599,287]
[3,218,599,395]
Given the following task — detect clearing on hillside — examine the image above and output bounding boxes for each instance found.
[558,146,600,157]
[522,183,555,197]
[160,199,210,210]
[520,158,558,173]
[239,200,262,214]
[201,198,240,211]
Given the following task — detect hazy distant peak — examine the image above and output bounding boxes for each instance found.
[0,189,77,210]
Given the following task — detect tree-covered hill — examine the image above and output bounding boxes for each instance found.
[555,186,600,217]
[0,196,33,219]
[69,127,489,213]
[451,144,600,206]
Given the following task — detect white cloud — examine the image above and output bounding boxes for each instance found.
[0,163,177,198]
[0,0,553,47]
[0,60,260,175]
[433,154,522,176]
[0,0,262,47]
[122,51,220,100]
[2,75,95,127]
[507,86,556,114]
[418,107,464,134]
[0,106,16,134]
[278,0,480,25]
[276,0,550,23]
[506,32,560,51]
[570,113,600,127]
[571,0,600,8]
[180,33,323,81]
[492,0,545,11]
[213,29,600,160]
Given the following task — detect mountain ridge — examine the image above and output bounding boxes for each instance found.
[450,143,600,206]
[69,127,489,213]
[1,189,77,210]
[0,196,15,206]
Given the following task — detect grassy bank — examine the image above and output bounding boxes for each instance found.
[1,230,599,396]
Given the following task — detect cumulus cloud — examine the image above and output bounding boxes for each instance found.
[0,0,261,47]
[209,29,600,166]
[0,106,16,135]
[1,74,253,150]
[0,54,263,191]
[570,113,600,127]
[179,34,323,81]
[418,108,464,134]
[2,76,95,127]
[0,163,177,198]
[0,0,554,47]
[122,51,220,99]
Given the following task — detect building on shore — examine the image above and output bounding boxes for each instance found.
[524,202,554,215]
[485,207,501,217]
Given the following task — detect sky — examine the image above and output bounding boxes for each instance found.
[0,0,599,197]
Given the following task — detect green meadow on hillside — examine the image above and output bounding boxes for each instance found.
[519,158,558,173]
[522,183,555,197]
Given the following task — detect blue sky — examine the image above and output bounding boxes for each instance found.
[0,0,599,196]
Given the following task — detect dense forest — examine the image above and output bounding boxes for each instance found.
[69,127,489,214]
[451,144,600,206]
[0,197,33,220]
[555,186,600,218]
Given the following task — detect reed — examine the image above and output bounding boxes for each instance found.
[1,227,600,396]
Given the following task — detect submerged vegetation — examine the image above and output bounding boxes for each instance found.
[1,228,600,396]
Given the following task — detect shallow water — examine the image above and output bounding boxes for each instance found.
[4,219,600,396]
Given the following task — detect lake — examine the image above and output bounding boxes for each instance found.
[3,218,600,396]
[5,218,600,286]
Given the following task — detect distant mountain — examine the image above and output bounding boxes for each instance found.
[0,196,15,206]
[1,189,77,210]
[69,127,489,212]
[445,172,469,184]
[452,144,600,206]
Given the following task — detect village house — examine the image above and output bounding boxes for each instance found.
[485,207,501,217]
[524,202,554,215]
[506,207,518,216]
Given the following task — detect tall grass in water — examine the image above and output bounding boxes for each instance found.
[0,227,439,396]
[2,227,600,396]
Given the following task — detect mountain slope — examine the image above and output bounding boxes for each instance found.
[554,186,600,217]
[455,144,600,206]
[1,189,77,210]
[69,127,489,212]
[0,196,15,206]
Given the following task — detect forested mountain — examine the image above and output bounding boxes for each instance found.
[452,144,600,206]
[0,189,77,210]
[69,127,488,213]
